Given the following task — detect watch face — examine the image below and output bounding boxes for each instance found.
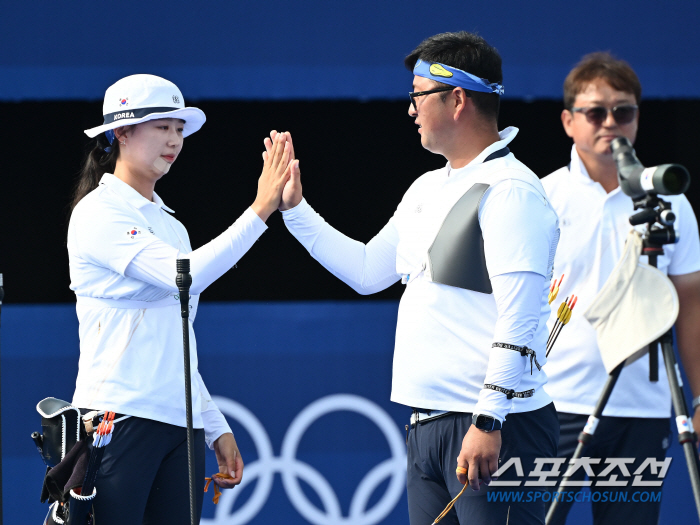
[473,414,497,431]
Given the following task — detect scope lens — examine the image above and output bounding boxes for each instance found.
[662,166,690,195]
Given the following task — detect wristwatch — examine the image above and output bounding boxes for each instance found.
[692,395,700,412]
[472,413,502,433]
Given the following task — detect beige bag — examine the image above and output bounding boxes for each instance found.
[583,230,679,373]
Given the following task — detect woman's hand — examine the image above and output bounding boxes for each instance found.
[251,132,294,222]
[263,131,302,211]
[212,433,244,488]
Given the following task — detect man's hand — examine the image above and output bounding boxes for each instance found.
[212,433,244,488]
[263,130,302,211]
[456,425,501,491]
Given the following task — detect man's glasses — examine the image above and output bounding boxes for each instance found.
[570,104,638,126]
[409,87,465,111]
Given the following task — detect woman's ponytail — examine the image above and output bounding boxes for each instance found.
[70,133,121,212]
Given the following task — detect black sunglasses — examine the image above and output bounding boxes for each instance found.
[570,104,638,125]
[409,86,468,111]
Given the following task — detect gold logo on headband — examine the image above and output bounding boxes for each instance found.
[429,64,453,78]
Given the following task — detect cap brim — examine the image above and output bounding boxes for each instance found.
[84,107,206,138]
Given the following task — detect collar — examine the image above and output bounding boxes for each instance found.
[569,146,621,197]
[446,126,518,176]
[99,173,175,213]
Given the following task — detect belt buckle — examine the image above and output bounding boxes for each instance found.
[411,409,433,427]
[411,409,451,428]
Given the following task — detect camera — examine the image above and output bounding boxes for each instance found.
[610,137,690,199]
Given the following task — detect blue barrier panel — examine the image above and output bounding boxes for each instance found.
[1,302,696,524]
[1,1,698,100]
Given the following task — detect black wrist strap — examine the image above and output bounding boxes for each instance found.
[484,383,535,400]
[492,342,542,375]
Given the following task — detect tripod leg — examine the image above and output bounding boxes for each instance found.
[659,333,700,520]
[546,363,624,525]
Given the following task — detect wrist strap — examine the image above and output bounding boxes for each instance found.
[484,383,535,400]
[492,342,542,375]
[692,395,700,411]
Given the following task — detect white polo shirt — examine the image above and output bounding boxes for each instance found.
[284,128,560,420]
[541,146,700,417]
[68,174,266,446]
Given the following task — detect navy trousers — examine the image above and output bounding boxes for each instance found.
[90,416,206,525]
[407,403,559,525]
[544,412,670,525]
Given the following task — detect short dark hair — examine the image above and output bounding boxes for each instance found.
[564,52,642,109]
[405,31,502,121]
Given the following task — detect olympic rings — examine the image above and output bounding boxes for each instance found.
[201,394,406,525]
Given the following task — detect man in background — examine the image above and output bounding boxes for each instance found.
[542,52,700,524]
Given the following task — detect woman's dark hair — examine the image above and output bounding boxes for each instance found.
[405,31,503,121]
[70,131,123,212]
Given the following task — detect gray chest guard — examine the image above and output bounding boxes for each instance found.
[426,146,510,294]
[428,183,492,294]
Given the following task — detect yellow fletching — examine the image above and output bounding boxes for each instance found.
[556,301,566,317]
[562,309,573,324]
[549,274,565,304]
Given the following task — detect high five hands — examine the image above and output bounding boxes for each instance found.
[251,131,298,222]
[263,131,302,211]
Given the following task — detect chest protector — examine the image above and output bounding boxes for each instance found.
[428,182,493,293]
[426,146,519,294]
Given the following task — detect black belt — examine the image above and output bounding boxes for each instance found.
[410,408,454,428]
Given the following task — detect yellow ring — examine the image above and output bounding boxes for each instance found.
[456,466,468,475]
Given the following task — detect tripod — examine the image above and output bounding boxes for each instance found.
[546,195,700,523]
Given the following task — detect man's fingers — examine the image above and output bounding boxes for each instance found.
[271,132,287,170]
[480,458,493,486]
[284,130,296,160]
[280,141,291,173]
[274,139,290,173]
[467,461,481,491]
[456,464,468,485]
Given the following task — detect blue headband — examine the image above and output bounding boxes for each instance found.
[413,59,504,95]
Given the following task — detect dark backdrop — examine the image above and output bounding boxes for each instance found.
[2,99,699,303]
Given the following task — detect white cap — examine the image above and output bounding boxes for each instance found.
[84,74,205,138]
